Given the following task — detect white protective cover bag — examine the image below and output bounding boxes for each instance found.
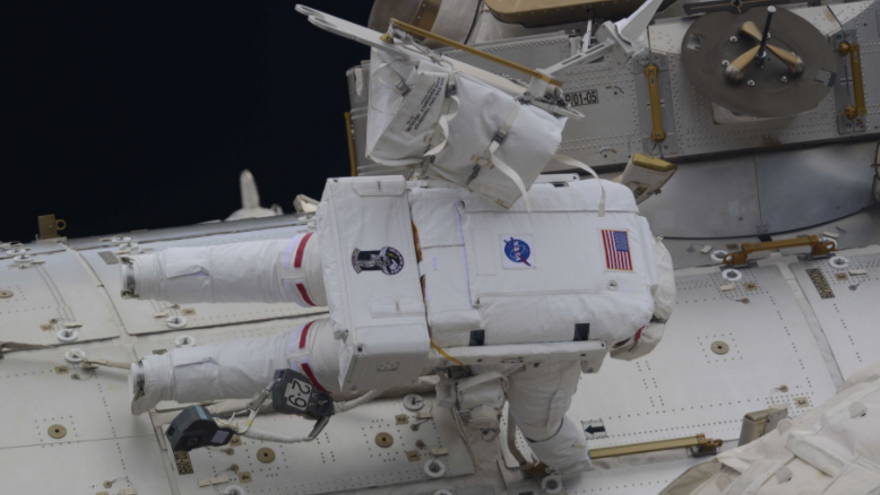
[317,176,430,393]
[410,179,665,350]
[367,48,567,209]
[660,362,880,495]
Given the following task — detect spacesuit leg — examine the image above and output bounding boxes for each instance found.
[506,360,591,474]
[131,318,340,414]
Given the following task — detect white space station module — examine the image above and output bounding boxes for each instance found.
[3,0,880,494]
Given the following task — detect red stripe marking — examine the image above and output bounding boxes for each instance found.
[297,283,315,306]
[302,362,328,393]
[634,326,644,343]
[299,320,314,349]
[602,230,612,269]
[294,232,313,268]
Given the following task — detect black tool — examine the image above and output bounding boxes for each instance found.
[166,405,235,452]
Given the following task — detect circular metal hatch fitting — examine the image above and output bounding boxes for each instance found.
[681,7,836,118]
[403,393,425,411]
[375,432,394,448]
[0,290,13,298]
[424,459,446,478]
[47,424,67,439]
[256,447,275,463]
[711,341,730,355]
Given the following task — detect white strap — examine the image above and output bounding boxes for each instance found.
[489,147,530,212]
[552,154,606,217]
[425,94,459,156]
[474,104,531,211]
[373,61,413,96]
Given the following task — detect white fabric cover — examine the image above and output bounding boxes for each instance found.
[317,176,430,393]
[410,180,661,349]
[660,361,880,495]
[367,50,450,167]
[130,318,340,415]
[431,72,566,209]
[505,360,591,474]
[366,48,567,209]
[125,233,325,306]
[610,235,675,361]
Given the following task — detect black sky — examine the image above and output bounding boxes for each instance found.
[1,2,373,242]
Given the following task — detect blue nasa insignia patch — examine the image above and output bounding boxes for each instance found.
[503,237,532,267]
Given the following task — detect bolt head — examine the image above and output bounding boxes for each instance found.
[722,60,729,67]
[781,76,788,83]
[729,36,738,43]
[747,80,756,87]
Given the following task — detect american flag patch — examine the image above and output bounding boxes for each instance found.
[602,230,632,271]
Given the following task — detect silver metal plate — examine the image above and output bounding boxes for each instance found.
[80,226,326,335]
[638,154,763,238]
[754,142,876,233]
[0,251,122,345]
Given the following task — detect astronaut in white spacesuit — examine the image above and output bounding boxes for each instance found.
[124,165,675,475]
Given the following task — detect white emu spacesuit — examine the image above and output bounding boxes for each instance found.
[125,175,675,475]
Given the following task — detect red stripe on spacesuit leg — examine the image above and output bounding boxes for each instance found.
[302,362,328,393]
[299,320,315,349]
[296,283,315,306]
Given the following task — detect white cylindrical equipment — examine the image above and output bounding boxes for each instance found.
[130,318,339,415]
[121,233,326,307]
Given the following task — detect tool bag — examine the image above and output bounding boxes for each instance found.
[366,48,569,209]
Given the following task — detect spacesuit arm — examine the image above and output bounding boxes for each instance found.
[121,233,325,306]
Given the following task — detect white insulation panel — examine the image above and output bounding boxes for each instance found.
[503,264,837,469]
[508,447,736,495]
[0,436,173,495]
[168,399,476,495]
[80,225,326,335]
[792,248,880,380]
[0,250,122,345]
[0,343,153,449]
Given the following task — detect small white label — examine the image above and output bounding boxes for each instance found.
[286,379,313,410]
